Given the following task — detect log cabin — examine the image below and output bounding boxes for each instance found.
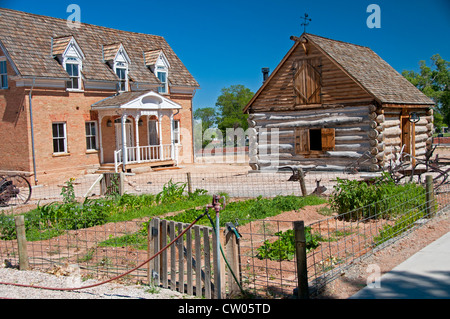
[243,33,435,172]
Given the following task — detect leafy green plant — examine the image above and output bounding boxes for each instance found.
[330,173,426,221]
[256,227,321,261]
[374,209,425,245]
[60,178,76,204]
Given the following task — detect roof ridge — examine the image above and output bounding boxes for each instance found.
[0,7,165,40]
[304,33,372,50]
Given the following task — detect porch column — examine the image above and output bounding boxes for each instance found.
[121,113,128,172]
[135,114,141,163]
[98,114,104,164]
[158,111,163,160]
[170,112,175,160]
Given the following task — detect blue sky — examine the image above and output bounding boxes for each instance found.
[1,0,449,111]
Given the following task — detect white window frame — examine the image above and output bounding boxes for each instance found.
[157,67,168,94]
[115,62,128,92]
[173,120,180,144]
[64,57,82,92]
[52,122,68,154]
[0,57,8,90]
[85,121,98,151]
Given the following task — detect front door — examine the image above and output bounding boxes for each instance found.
[115,121,135,162]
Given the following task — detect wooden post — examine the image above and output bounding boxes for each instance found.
[119,172,125,196]
[224,224,241,297]
[298,168,307,197]
[148,218,160,286]
[425,175,435,218]
[187,172,193,195]
[14,215,29,270]
[293,221,309,299]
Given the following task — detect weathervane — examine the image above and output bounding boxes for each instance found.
[301,13,311,33]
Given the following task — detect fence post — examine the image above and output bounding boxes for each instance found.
[293,221,309,299]
[224,223,241,297]
[14,215,29,270]
[119,172,125,196]
[425,175,435,218]
[298,168,307,197]
[148,218,160,286]
[187,172,193,194]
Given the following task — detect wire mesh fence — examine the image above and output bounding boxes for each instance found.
[1,168,449,299]
[233,180,450,298]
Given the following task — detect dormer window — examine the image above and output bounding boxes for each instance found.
[65,57,81,90]
[0,57,8,89]
[52,36,85,92]
[115,62,128,92]
[103,43,131,93]
[144,49,170,94]
[157,66,168,94]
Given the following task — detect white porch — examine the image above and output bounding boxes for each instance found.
[92,91,182,173]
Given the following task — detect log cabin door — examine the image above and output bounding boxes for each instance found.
[400,110,415,162]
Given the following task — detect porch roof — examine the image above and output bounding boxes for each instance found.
[92,90,182,110]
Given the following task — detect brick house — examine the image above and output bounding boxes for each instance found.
[0,8,199,184]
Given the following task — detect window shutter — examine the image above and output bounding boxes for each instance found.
[295,128,309,153]
[321,128,335,151]
[294,58,322,105]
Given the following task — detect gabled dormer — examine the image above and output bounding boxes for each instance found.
[52,36,85,91]
[103,43,131,92]
[144,49,170,94]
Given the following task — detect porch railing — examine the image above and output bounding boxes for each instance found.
[114,144,177,172]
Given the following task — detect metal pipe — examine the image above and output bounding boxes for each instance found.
[29,78,38,185]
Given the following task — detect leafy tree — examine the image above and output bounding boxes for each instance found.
[194,107,217,133]
[402,54,450,127]
[215,84,254,136]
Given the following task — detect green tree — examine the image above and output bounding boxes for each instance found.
[194,107,218,148]
[216,84,254,136]
[402,54,450,127]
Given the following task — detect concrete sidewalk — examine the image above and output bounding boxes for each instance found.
[350,232,450,299]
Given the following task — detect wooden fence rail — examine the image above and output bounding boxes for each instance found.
[148,218,225,299]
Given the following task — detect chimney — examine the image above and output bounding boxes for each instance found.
[262,68,270,83]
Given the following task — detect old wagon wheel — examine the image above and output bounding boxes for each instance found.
[0,175,32,206]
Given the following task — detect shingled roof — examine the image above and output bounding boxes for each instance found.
[245,33,433,112]
[0,8,199,88]
[304,34,433,105]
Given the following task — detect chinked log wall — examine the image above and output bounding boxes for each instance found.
[248,105,434,172]
[248,104,376,171]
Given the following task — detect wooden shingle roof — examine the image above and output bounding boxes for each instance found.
[304,34,433,105]
[0,8,199,88]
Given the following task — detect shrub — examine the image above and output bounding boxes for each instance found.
[330,173,426,221]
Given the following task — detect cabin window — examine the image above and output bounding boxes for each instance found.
[52,122,68,154]
[293,58,322,105]
[0,59,8,89]
[85,121,98,151]
[295,128,335,153]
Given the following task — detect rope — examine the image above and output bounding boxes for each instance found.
[0,211,207,292]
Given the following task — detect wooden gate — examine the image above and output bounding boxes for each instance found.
[147,218,220,298]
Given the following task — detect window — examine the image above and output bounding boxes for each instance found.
[52,122,67,154]
[295,128,335,153]
[65,59,81,90]
[0,60,8,89]
[293,58,322,105]
[173,120,180,144]
[116,64,128,92]
[157,68,168,94]
[85,122,98,151]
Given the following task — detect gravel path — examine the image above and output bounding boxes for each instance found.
[0,267,195,299]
